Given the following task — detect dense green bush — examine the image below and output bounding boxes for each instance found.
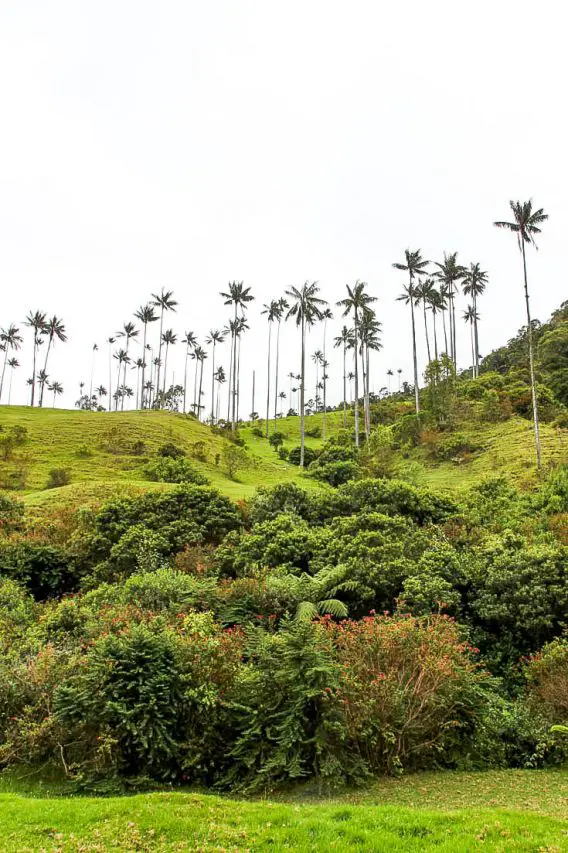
[288,445,317,466]
[0,542,77,600]
[0,494,24,533]
[144,456,209,485]
[308,460,360,486]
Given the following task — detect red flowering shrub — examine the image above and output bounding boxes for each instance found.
[325,613,489,773]
[525,635,568,724]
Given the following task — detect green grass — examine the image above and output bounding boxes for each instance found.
[1,770,568,851]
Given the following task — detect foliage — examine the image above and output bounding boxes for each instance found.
[45,468,72,489]
[288,445,317,466]
[144,456,209,485]
[0,542,77,599]
[221,443,249,480]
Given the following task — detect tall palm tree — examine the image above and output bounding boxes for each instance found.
[220,282,254,433]
[24,311,47,407]
[160,329,177,393]
[132,358,145,408]
[106,336,115,406]
[117,322,139,410]
[320,306,333,438]
[338,281,377,443]
[205,329,225,424]
[312,350,323,409]
[7,358,19,404]
[462,305,478,375]
[397,368,402,392]
[273,297,288,429]
[234,316,250,425]
[278,390,286,417]
[393,250,429,414]
[494,199,548,468]
[38,315,67,407]
[334,326,354,427]
[89,343,98,400]
[432,253,466,367]
[427,289,445,362]
[214,365,226,422]
[386,368,394,394]
[285,281,327,467]
[359,308,382,437]
[261,301,280,437]
[96,385,107,403]
[112,349,130,411]
[134,303,158,408]
[151,289,177,405]
[182,331,197,414]
[48,380,63,407]
[415,278,436,364]
[0,325,23,401]
[194,346,208,420]
[462,263,488,378]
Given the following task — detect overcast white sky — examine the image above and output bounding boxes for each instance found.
[0,0,565,412]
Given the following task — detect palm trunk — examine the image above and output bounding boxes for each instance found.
[108,344,113,409]
[156,310,164,406]
[183,345,189,414]
[452,291,457,367]
[273,320,281,428]
[115,361,121,411]
[521,240,541,469]
[163,343,169,397]
[433,312,439,361]
[265,322,272,437]
[198,358,204,421]
[38,336,53,407]
[30,335,38,406]
[210,342,216,424]
[0,348,8,401]
[231,306,238,433]
[409,279,420,414]
[470,323,475,376]
[353,311,360,446]
[342,342,347,427]
[53,389,56,407]
[226,334,233,423]
[441,310,448,356]
[236,334,242,425]
[8,368,14,404]
[473,292,480,378]
[193,357,199,416]
[423,299,431,363]
[365,343,371,438]
[300,314,306,467]
[141,323,147,408]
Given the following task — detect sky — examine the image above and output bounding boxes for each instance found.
[0,0,565,412]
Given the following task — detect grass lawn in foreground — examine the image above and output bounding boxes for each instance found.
[1,769,567,851]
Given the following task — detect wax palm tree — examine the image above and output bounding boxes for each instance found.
[415,278,436,364]
[194,346,207,420]
[387,368,394,394]
[38,315,67,407]
[48,380,63,407]
[338,281,377,443]
[494,199,548,468]
[285,282,327,467]
[273,297,288,428]
[220,281,254,433]
[426,288,445,361]
[106,336,115,406]
[214,365,226,422]
[261,301,280,437]
[24,311,47,406]
[205,329,225,424]
[359,308,382,437]
[432,253,466,366]
[151,289,177,405]
[462,263,488,377]
[0,324,23,401]
[182,331,197,414]
[393,250,429,413]
[116,322,139,410]
[134,303,158,408]
[161,329,177,393]
[234,316,250,425]
[312,350,323,409]
[462,305,479,376]
[278,390,286,417]
[88,343,98,400]
[7,358,19,404]
[397,368,402,392]
[96,385,107,402]
[112,349,130,411]
[334,326,355,427]
[320,306,333,437]
[132,358,145,408]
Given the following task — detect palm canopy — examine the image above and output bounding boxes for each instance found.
[494,199,548,249]
[183,331,197,349]
[205,329,225,345]
[261,300,282,322]
[432,252,466,295]
[43,316,67,343]
[337,280,376,318]
[334,326,355,349]
[462,263,488,298]
[135,304,158,325]
[392,249,430,282]
[285,281,327,326]
[151,289,178,312]
[1,325,23,350]
[220,281,254,312]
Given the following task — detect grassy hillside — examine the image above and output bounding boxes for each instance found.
[1,769,568,851]
[1,405,567,523]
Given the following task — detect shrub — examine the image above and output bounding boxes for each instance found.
[222,444,248,480]
[0,425,28,462]
[248,483,315,526]
[191,441,208,462]
[308,460,359,486]
[326,613,492,774]
[305,424,321,438]
[525,635,568,725]
[0,494,24,533]
[45,468,71,489]
[144,456,209,485]
[75,443,93,458]
[433,432,483,462]
[288,446,317,466]
[157,442,186,459]
[0,542,77,599]
[392,414,422,448]
[130,440,146,456]
[268,432,286,449]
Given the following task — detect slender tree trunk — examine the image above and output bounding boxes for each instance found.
[342,342,347,427]
[441,309,448,356]
[156,310,164,406]
[470,323,475,376]
[141,323,147,408]
[108,344,113,409]
[353,311,360,446]
[365,343,371,438]
[273,320,281,428]
[30,335,38,406]
[473,292,480,378]
[300,314,306,467]
[38,336,53,407]
[162,343,170,398]
[231,305,237,433]
[193,357,199,417]
[521,240,542,469]
[409,279,420,414]
[423,300,431,363]
[226,333,233,423]
[0,349,8,401]
[452,289,457,367]
[53,389,56,407]
[210,343,216,424]
[198,358,204,420]
[183,346,189,414]
[433,312,439,361]
[115,361,121,411]
[265,322,272,437]
[8,368,14,404]
[236,334,242,425]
